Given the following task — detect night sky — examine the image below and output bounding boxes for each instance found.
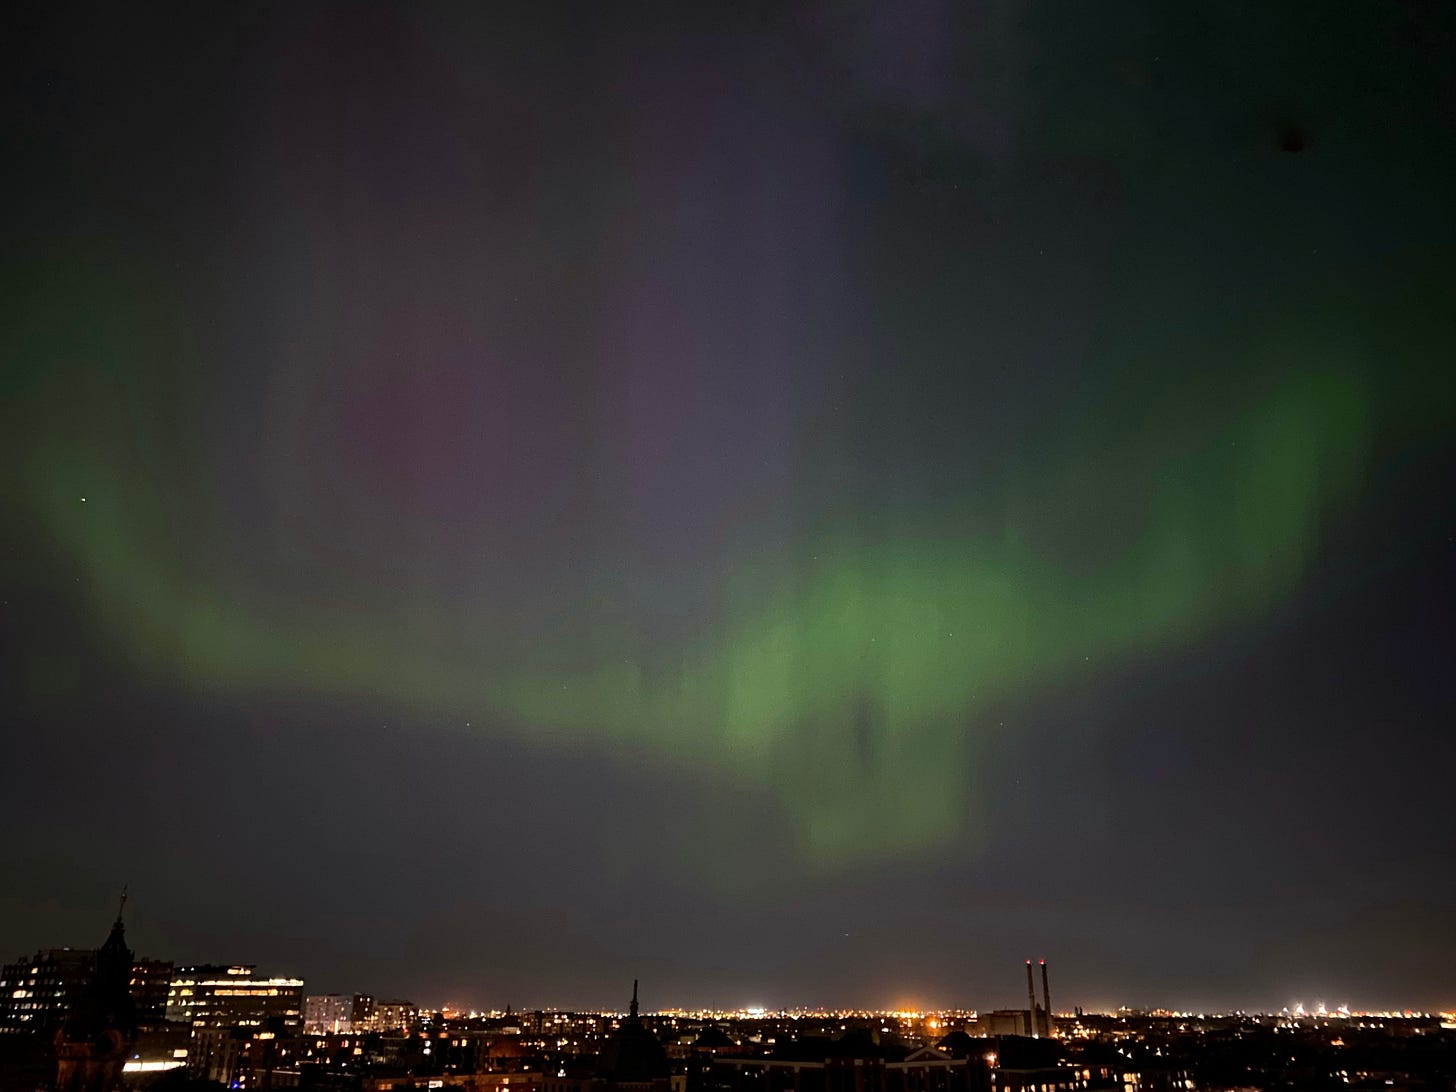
[4,1,1455,1015]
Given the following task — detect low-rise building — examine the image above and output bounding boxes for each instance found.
[306,993,357,1034]
[189,1026,303,1087]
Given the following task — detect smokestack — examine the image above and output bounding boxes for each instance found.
[1040,960,1052,1038]
[1025,960,1038,1038]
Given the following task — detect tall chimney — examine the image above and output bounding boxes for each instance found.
[1040,960,1052,1038]
[1025,960,1038,1038]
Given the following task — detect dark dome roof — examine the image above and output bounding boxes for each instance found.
[597,982,668,1083]
[597,1020,669,1082]
[692,1027,736,1049]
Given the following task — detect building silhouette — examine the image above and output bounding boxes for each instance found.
[53,900,138,1092]
[596,981,672,1092]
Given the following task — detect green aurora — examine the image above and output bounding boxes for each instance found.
[11,245,1450,867]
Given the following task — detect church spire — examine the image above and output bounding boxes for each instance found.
[629,979,639,1020]
[102,887,129,954]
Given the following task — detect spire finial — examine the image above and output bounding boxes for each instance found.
[630,979,639,1020]
[115,885,128,926]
